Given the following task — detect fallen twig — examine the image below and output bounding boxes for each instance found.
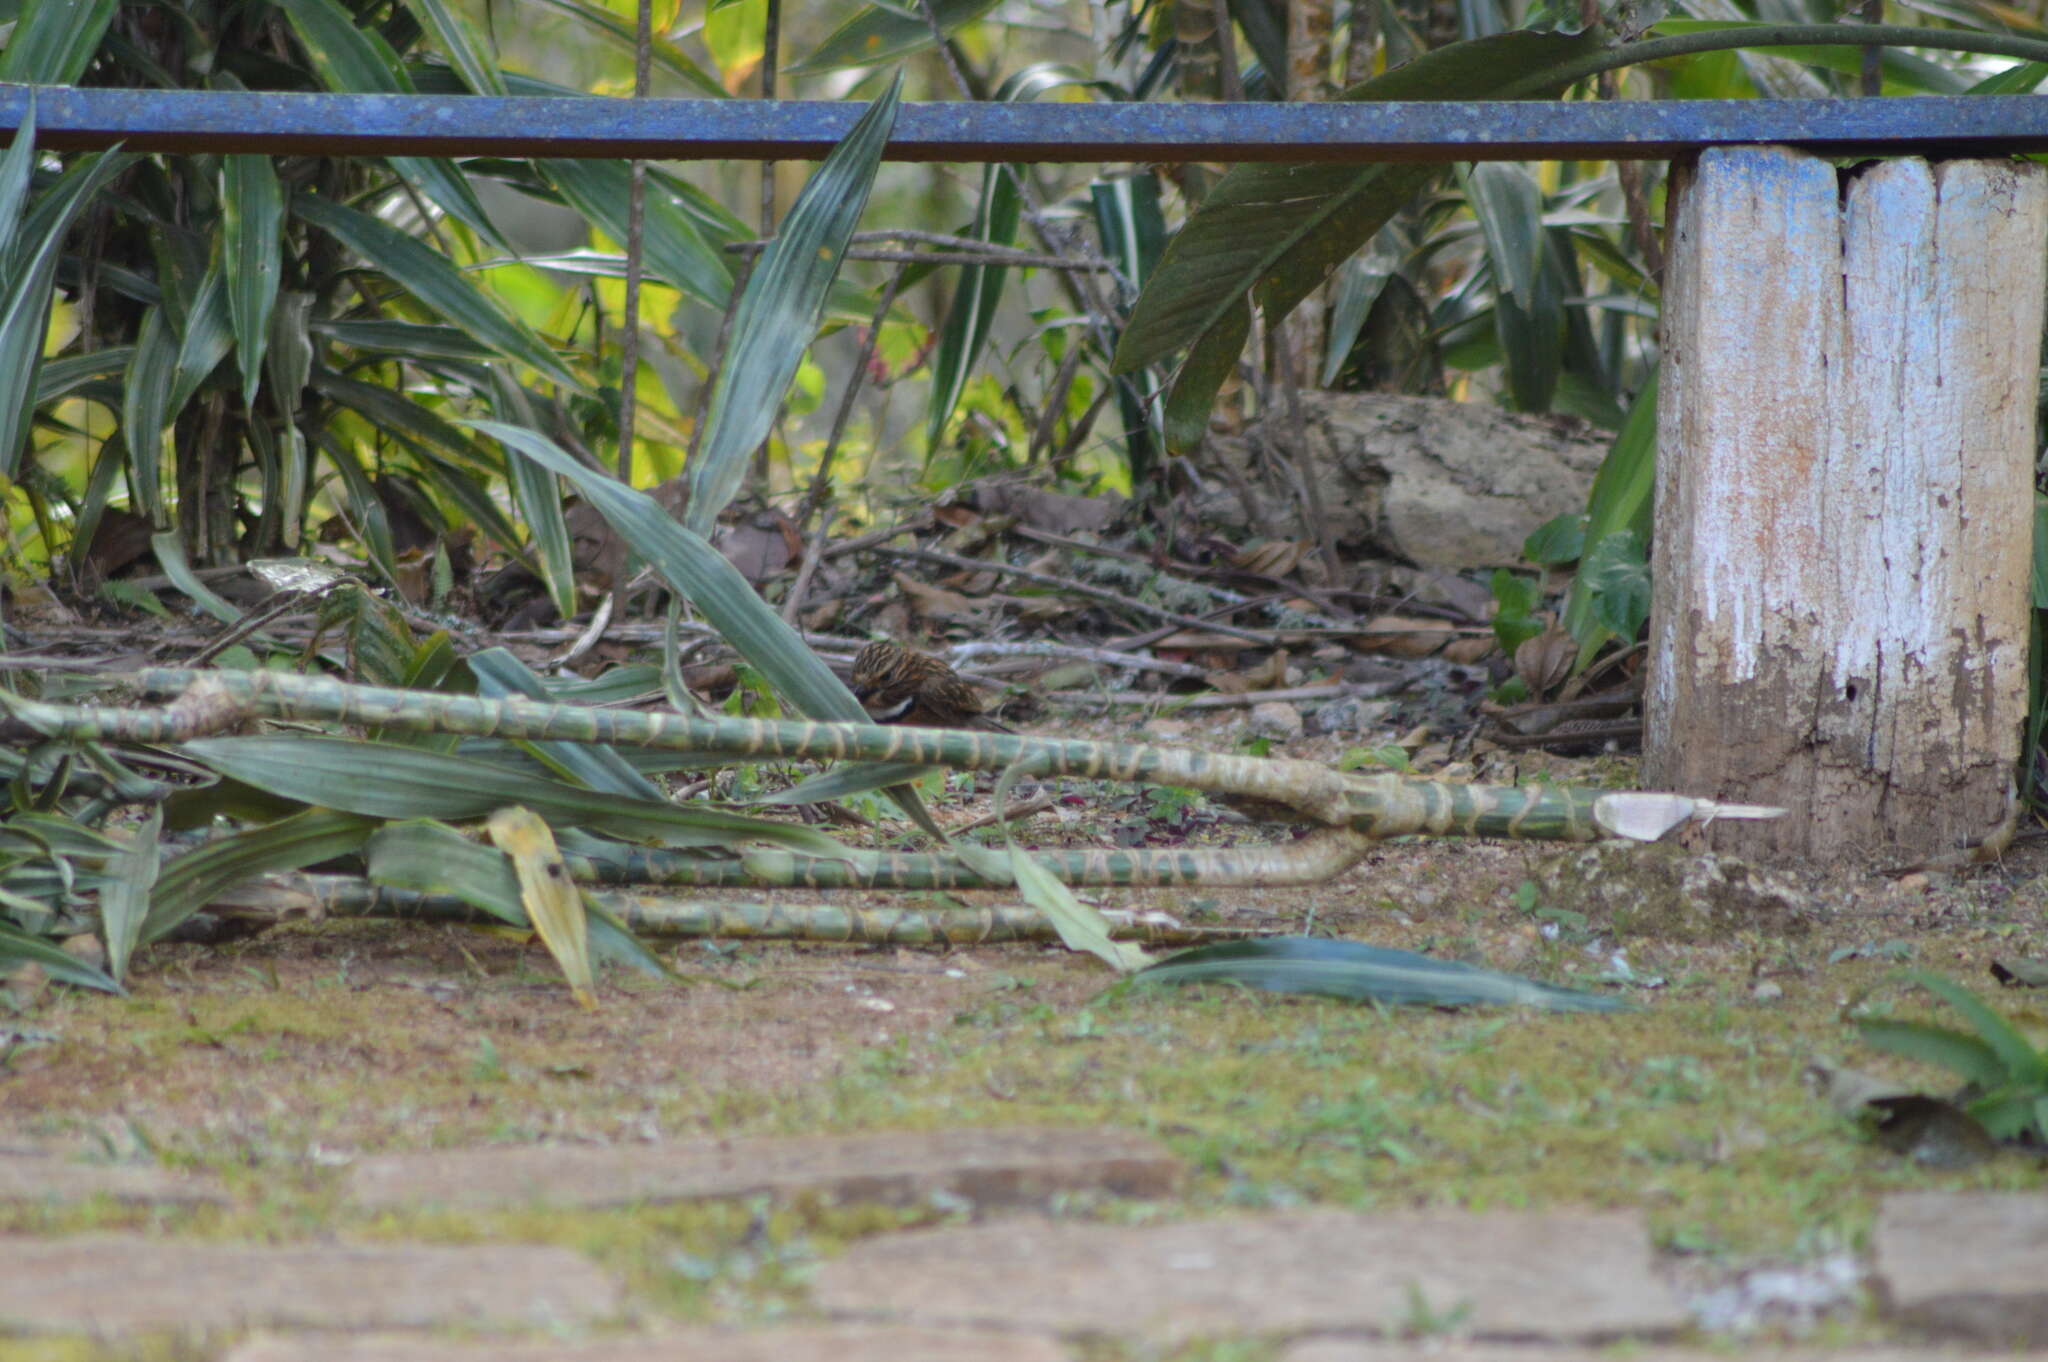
[1045,680,1402,711]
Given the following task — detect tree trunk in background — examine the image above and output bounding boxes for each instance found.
[1647,146,2046,861]
[1278,0,1332,386]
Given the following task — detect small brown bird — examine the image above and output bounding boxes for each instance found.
[849,640,1012,732]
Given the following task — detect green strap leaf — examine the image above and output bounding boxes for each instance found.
[1113,29,1605,441]
[223,154,285,409]
[180,735,845,853]
[1127,936,1633,1011]
[788,0,1002,72]
[0,0,119,85]
[276,0,508,251]
[99,806,161,984]
[542,159,734,307]
[0,921,121,993]
[687,71,902,535]
[471,420,946,841]
[927,164,1023,455]
[294,192,580,392]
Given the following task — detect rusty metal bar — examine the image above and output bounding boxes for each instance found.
[4,87,2048,162]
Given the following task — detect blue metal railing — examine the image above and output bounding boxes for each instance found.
[2,87,2045,162]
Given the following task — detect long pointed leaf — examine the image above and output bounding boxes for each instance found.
[1129,936,1633,1011]
[294,192,579,391]
[0,0,119,84]
[471,420,946,839]
[1910,969,2048,1086]
[789,0,1002,72]
[469,647,665,800]
[99,806,161,984]
[543,159,733,307]
[1113,29,1603,433]
[0,150,128,477]
[277,0,508,250]
[0,96,38,267]
[687,72,902,534]
[928,163,1022,453]
[223,154,285,408]
[179,735,843,852]
[144,808,380,943]
[367,818,668,977]
[0,921,121,993]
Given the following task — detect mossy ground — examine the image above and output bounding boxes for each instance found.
[3,728,2047,1360]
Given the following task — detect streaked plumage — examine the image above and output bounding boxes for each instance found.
[849,641,1011,732]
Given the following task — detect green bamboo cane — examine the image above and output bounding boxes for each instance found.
[3,670,1780,843]
[214,873,1251,945]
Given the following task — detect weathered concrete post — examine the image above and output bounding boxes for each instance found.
[1647,146,2046,861]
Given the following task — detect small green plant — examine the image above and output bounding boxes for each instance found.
[1339,743,1413,774]
[1857,969,2048,1143]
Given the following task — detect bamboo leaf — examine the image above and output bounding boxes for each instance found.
[1459,162,1544,307]
[927,165,1022,453]
[1113,28,1604,435]
[98,806,160,984]
[1126,936,1634,1011]
[687,72,901,535]
[517,0,726,96]
[148,530,242,626]
[1563,372,1657,665]
[0,0,118,84]
[223,154,284,408]
[143,808,379,943]
[0,921,121,993]
[471,421,946,840]
[294,192,578,391]
[468,647,666,801]
[1909,969,2048,1086]
[473,423,866,723]
[276,0,508,249]
[499,417,578,623]
[542,159,733,306]
[367,818,668,977]
[408,0,508,96]
[169,263,234,414]
[1857,1018,2010,1091]
[994,763,1148,974]
[122,307,177,517]
[487,806,596,1007]
[0,95,38,268]
[313,319,500,362]
[179,735,844,852]
[789,0,1002,72]
[0,150,127,477]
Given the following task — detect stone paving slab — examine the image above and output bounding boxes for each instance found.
[1283,1348,2048,1362]
[223,1326,1068,1362]
[1875,1191,2048,1342]
[0,1236,619,1335]
[812,1209,1683,1343]
[345,1127,1179,1211]
[0,1148,227,1205]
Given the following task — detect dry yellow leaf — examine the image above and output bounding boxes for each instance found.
[485,806,597,1010]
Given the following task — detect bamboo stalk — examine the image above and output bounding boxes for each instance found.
[5,671,1782,844]
[210,873,1253,945]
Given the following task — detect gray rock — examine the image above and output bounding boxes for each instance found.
[1248,701,1305,741]
[814,1209,1683,1342]
[0,1237,618,1335]
[225,1326,1065,1362]
[1197,393,1607,569]
[1876,1191,2048,1342]
[347,1127,1180,1212]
